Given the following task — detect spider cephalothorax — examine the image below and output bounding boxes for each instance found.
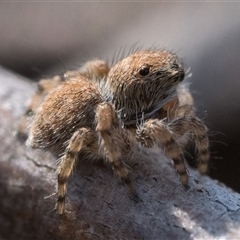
[106,50,185,124]
[20,49,209,215]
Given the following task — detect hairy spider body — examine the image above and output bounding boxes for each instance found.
[23,50,209,215]
[29,77,103,152]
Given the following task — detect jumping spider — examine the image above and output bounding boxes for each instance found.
[20,49,209,215]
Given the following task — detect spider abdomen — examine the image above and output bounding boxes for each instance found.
[28,76,104,153]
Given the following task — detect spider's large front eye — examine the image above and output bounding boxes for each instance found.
[139,66,150,76]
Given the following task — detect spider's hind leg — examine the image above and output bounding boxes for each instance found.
[95,102,136,195]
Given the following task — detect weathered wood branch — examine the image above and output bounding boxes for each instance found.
[0,66,240,240]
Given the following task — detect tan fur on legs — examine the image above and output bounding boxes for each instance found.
[136,119,188,186]
[57,128,94,215]
[167,110,209,174]
[96,102,136,194]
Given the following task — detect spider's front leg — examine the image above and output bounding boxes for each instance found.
[136,111,210,186]
[136,119,189,186]
[95,102,136,195]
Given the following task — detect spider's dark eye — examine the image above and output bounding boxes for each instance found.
[171,62,179,70]
[139,67,150,76]
[157,70,164,77]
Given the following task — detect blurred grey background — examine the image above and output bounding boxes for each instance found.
[1,3,240,191]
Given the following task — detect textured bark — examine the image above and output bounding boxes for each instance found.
[0,67,240,240]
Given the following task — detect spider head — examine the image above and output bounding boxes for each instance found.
[132,51,184,84]
[107,50,185,122]
[108,50,185,89]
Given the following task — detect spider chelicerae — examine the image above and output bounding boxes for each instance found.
[19,49,209,215]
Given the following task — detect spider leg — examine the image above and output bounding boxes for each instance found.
[57,127,95,215]
[175,89,210,173]
[192,118,210,173]
[136,119,188,186]
[95,102,136,195]
[77,59,110,80]
[187,117,209,173]
[168,109,209,174]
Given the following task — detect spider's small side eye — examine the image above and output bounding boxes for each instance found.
[139,67,150,76]
[156,70,164,77]
[171,62,179,70]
